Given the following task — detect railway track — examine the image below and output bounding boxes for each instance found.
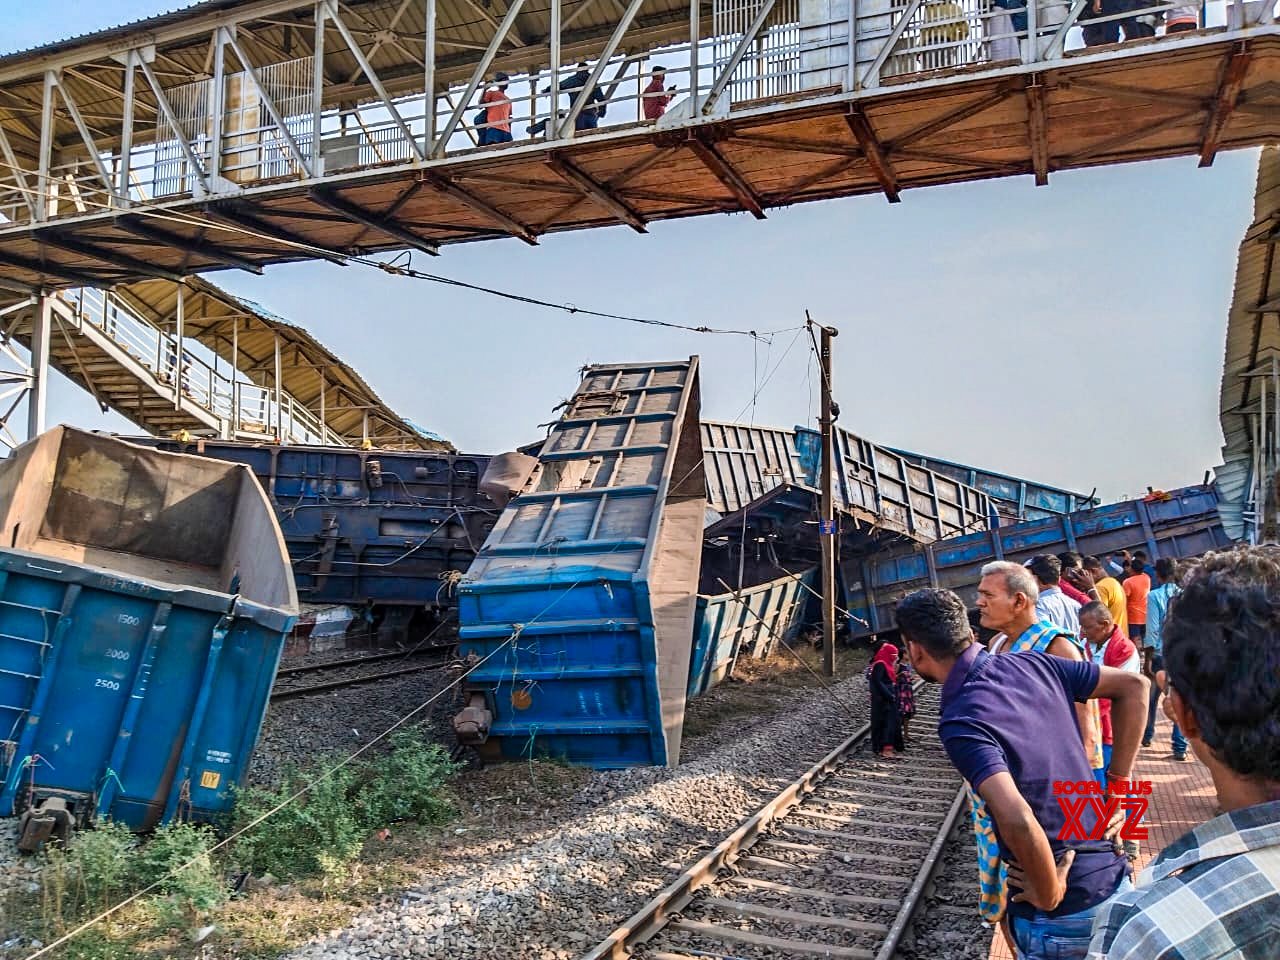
[270,649,453,700]
[581,687,966,960]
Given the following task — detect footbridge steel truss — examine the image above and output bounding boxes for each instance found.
[0,0,1275,289]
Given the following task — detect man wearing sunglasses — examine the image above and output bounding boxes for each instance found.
[1088,547,1280,959]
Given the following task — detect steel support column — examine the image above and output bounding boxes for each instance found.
[36,72,54,221]
[424,0,437,149]
[117,50,137,201]
[550,0,561,123]
[313,2,326,174]
[273,333,283,438]
[27,294,51,438]
[689,0,700,109]
[174,281,184,407]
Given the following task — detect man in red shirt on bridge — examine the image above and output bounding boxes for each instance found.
[642,65,675,120]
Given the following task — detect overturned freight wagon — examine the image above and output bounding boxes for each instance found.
[128,437,496,644]
[887,448,1100,523]
[0,428,297,844]
[700,420,993,589]
[687,570,816,698]
[688,421,997,697]
[456,360,705,768]
[844,484,1233,638]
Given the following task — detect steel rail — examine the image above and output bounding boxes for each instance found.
[270,660,451,700]
[579,680,961,960]
[873,786,968,960]
[275,647,450,677]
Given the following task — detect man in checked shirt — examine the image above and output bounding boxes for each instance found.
[1088,546,1280,959]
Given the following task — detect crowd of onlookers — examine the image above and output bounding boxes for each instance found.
[881,545,1280,959]
[470,63,678,146]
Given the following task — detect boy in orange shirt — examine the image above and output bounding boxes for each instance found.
[1122,558,1150,644]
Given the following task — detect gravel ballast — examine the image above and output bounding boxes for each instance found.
[288,670,877,960]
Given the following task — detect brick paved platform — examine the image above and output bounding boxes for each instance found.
[987,709,1217,959]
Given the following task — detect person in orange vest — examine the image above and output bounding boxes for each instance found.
[476,72,513,146]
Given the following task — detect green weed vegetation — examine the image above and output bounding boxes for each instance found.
[7,729,458,959]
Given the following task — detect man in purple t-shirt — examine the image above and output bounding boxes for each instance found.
[896,588,1149,960]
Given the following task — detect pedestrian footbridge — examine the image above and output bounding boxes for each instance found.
[0,0,1275,288]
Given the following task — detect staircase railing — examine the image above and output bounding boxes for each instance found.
[56,287,348,446]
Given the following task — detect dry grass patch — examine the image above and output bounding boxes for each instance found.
[681,643,871,744]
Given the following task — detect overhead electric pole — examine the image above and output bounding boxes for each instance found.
[809,314,839,677]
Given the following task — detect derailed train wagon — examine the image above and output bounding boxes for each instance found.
[887,447,1099,522]
[687,570,816,698]
[127,437,496,642]
[844,484,1233,638]
[0,428,297,845]
[456,360,706,769]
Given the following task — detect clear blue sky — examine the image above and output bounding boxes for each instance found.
[7,3,1261,501]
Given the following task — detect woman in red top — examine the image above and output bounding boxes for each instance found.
[868,641,903,758]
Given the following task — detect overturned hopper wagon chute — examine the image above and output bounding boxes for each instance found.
[455,359,705,769]
[0,427,297,849]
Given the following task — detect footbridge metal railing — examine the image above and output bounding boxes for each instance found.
[0,286,346,450]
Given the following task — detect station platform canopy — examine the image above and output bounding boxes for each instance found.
[1217,145,1280,542]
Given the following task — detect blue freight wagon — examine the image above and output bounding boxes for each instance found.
[0,427,297,842]
[125,437,495,628]
[699,421,992,597]
[887,447,1099,522]
[702,420,993,541]
[124,436,495,647]
[843,484,1233,639]
[687,570,816,698]
[455,360,706,768]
